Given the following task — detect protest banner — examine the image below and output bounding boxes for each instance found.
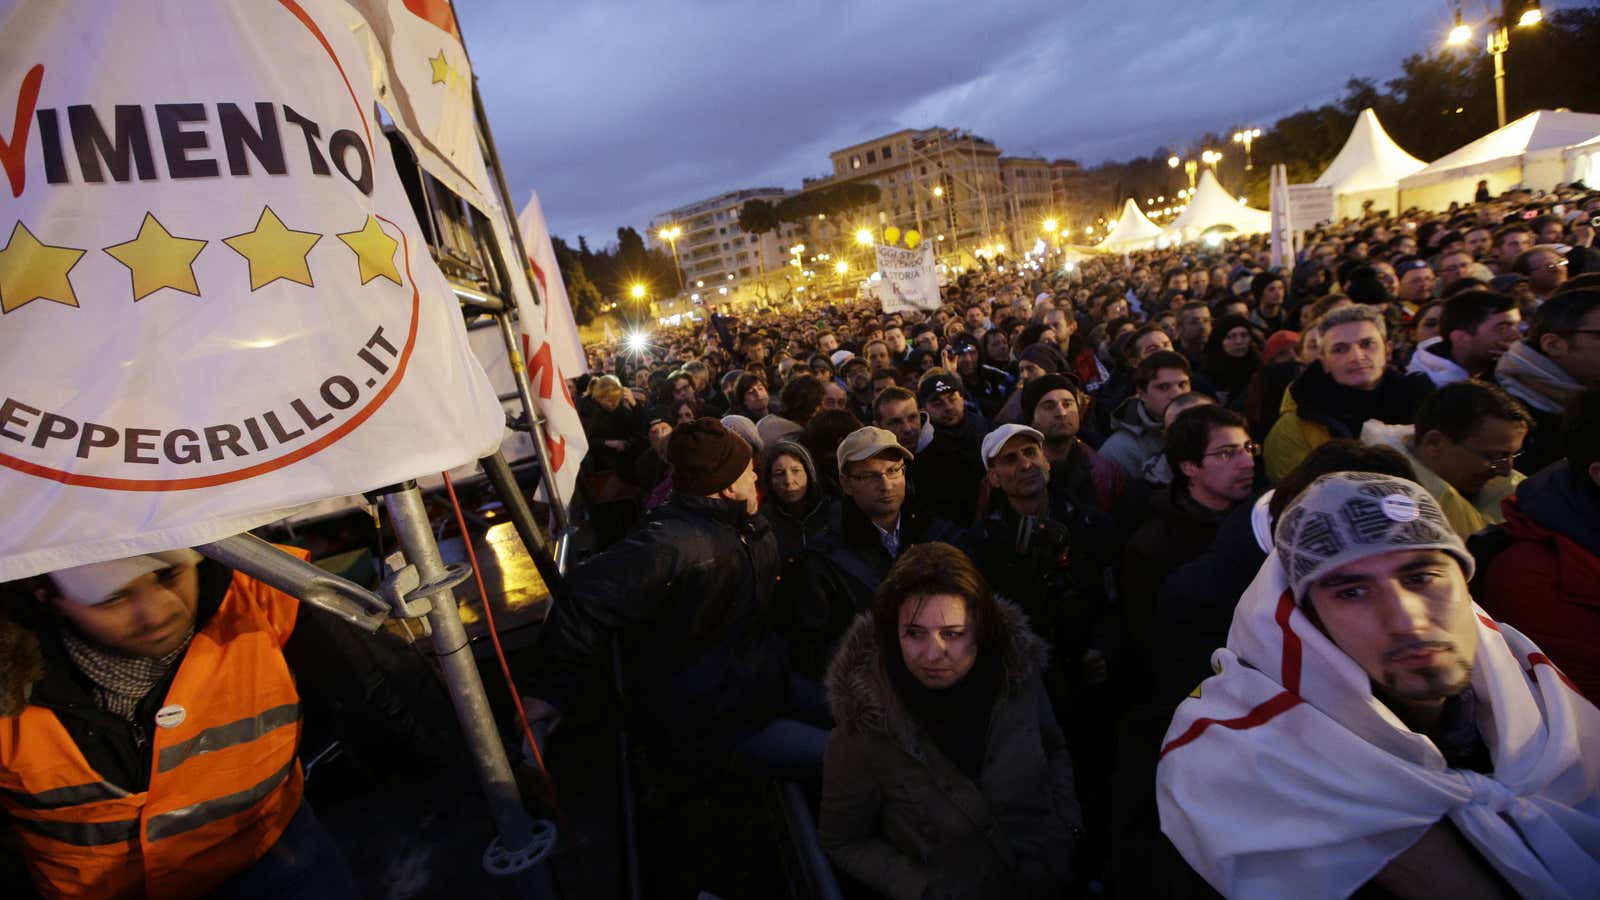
[0,0,505,580]
[1287,183,1336,231]
[873,243,940,313]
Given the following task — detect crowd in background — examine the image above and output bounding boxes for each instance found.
[524,183,1600,898]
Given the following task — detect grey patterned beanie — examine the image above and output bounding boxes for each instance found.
[1274,472,1474,600]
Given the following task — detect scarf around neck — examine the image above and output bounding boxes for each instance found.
[61,625,194,721]
[1495,340,1583,414]
[1156,552,1600,899]
[887,646,1002,783]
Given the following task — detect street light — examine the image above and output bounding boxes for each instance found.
[629,282,646,300]
[1170,154,1199,190]
[854,228,874,246]
[1232,128,1262,170]
[834,260,849,275]
[1201,149,1223,169]
[1445,1,1542,127]
[932,185,944,198]
[657,225,683,290]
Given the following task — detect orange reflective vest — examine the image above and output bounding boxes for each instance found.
[0,567,305,899]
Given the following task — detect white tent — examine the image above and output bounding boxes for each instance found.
[1397,110,1600,210]
[1565,133,1600,188]
[1166,169,1270,241]
[1096,198,1164,252]
[1314,108,1426,220]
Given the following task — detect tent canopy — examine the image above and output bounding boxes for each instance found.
[1399,109,1600,190]
[1097,198,1164,251]
[1314,108,1426,195]
[1168,169,1270,238]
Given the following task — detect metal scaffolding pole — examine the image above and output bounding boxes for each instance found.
[494,310,575,564]
[380,483,557,884]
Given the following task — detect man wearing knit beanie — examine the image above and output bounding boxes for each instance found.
[669,417,758,511]
[523,417,827,784]
[1022,374,1125,515]
[1159,469,1600,898]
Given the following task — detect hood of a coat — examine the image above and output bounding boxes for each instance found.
[1495,340,1584,415]
[1510,461,1600,561]
[763,439,823,511]
[825,599,1047,752]
[1405,336,1470,387]
[1110,394,1159,437]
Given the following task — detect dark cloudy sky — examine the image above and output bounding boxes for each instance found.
[460,0,1459,244]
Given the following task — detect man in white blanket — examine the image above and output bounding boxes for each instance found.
[1157,471,1600,899]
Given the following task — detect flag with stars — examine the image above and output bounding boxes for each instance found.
[343,0,491,211]
[0,0,505,580]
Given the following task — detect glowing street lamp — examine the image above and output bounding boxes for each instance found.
[1445,1,1542,127]
[657,225,684,289]
[629,282,646,300]
[1042,218,1058,234]
[834,260,849,275]
[1233,128,1263,170]
[854,228,874,246]
[1201,149,1223,169]
[932,185,944,198]
[1171,154,1199,190]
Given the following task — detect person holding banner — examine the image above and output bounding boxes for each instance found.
[0,547,467,899]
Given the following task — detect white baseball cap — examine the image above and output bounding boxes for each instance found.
[980,424,1044,470]
[48,549,203,607]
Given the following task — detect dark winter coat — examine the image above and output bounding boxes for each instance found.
[776,499,967,680]
[1263,362,1434,482]
[760,441,834,567]
[1151,494,1269,705]
[819,603,1082,900]
[1120,486,1231,704]
[526,493,788,765]
[911,429,988,527]
[1481,462,1600,707]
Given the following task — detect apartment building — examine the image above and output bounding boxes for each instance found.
[646,188,803,298]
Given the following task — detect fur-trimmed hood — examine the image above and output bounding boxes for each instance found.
[824,598,1048,753]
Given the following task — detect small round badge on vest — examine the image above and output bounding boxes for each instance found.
[155,705,187,729]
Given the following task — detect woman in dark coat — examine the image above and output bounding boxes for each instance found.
[819,543,1081,900]
[760,441,833,566]
[1201,313,1261,409]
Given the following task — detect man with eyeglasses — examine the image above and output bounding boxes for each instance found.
[1514,245,1568,304]
[1406,290,1521,387]
[1361,381,1530,538]
[1495,288,1600,474]
[1121,406,1258,704]
[776,426,965,679]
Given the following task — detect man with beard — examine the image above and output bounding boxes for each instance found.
[911,373,994,525]
[950,332,1013,420]
[1406,290,1521,387]
[1159,473,1600,900]
[1023,374,1125,517]
[1175,302,1213,370]
[1494,288,1600,473]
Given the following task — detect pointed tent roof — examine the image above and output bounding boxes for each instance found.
[1399,109,1600,188]
[1314,108,1426,194]
[1097,198,1164,250]
[1167,169,1270,237]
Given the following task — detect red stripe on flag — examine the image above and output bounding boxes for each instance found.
[1159,691,1303,760]
[1527,652,1579,693]
[401,0,463,40]
[1275,589,1303,695]
[1477,613,1501,632]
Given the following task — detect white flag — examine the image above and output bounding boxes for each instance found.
[344,0,492,210]
[517,190,588,378]
[0,0,504,580]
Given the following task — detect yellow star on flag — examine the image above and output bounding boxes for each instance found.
[429,50,452,85]
[0,221,86,314]
[336,216,402,286]
[223,206,321,291]
[103,213,208,302]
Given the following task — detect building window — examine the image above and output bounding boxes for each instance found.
[882,145,892,160]
[866,150,876,164]
[851,155,862,170]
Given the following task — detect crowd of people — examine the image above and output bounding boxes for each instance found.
[529,183,1600,898]
[3,182,1598,899]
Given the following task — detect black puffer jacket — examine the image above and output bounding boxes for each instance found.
[526,493,788,764]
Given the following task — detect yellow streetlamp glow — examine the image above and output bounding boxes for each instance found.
[932,186,944,197]
[658,225,681,241]
[854,228,874,246]
[834,260,849,275]
[1042,218,1058,233]
[1518,7,1541,26]
[629,283,646,299]
[1448,21,1471,44]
